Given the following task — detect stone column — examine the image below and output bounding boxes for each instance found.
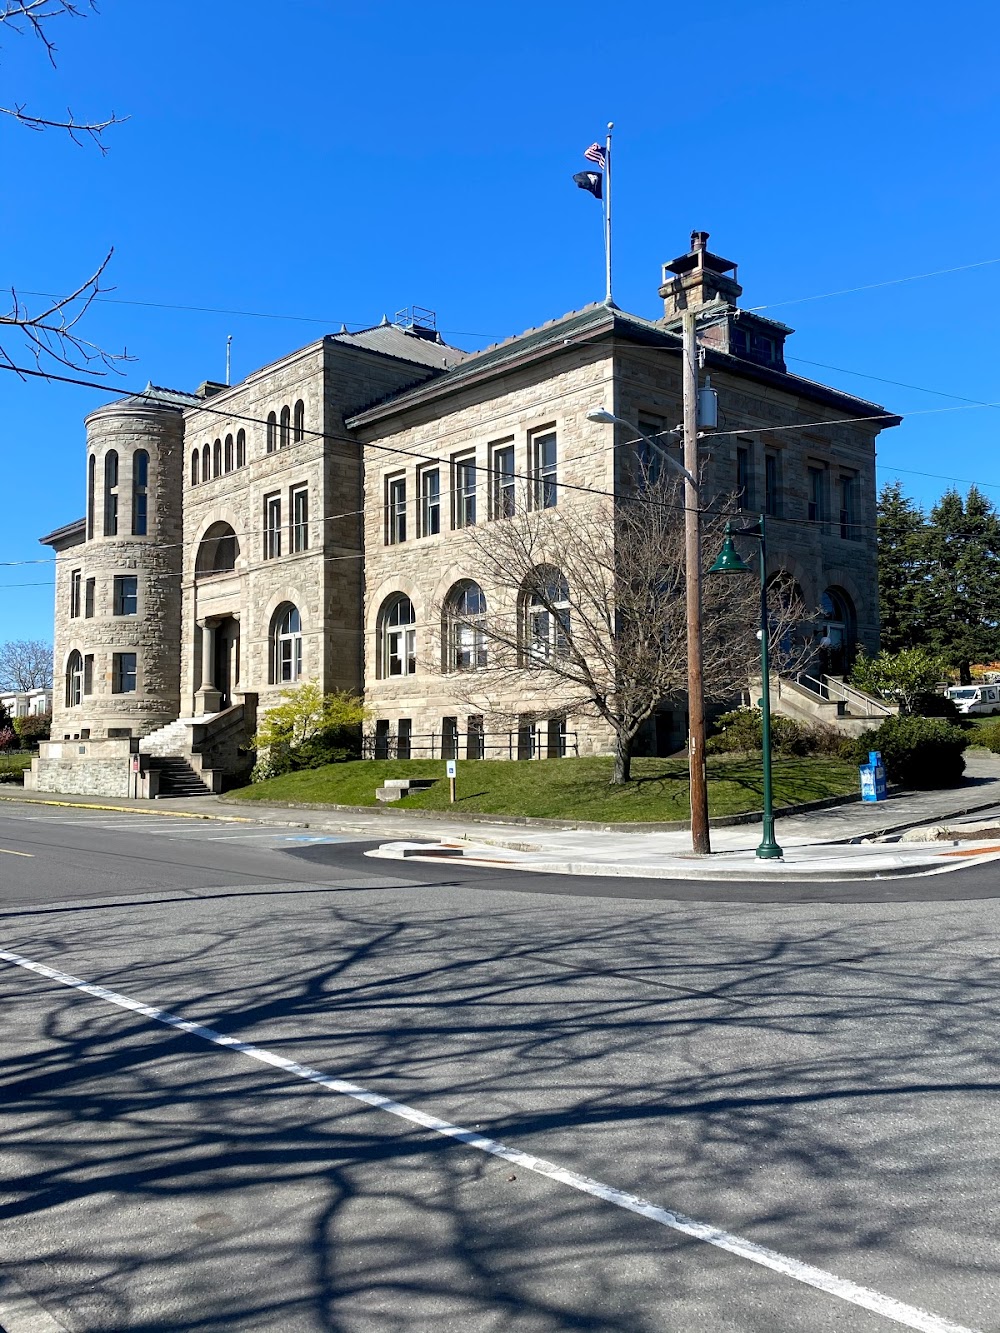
[194,619,222,715]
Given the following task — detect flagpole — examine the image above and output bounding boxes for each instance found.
[604,121,614,306]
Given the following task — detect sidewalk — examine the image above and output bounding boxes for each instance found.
[4,749,1000,881]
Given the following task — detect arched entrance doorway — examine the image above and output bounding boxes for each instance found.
[819,587,857,675]
[213,616,240,709]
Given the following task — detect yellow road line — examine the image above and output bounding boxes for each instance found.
[0,795,254,823]
[0,847,33,857]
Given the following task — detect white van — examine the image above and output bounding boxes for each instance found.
[945,684,1000,715]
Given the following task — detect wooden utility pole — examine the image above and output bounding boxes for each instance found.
[682,307,711,854]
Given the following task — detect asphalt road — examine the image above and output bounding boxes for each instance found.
[2,805,1000,1332]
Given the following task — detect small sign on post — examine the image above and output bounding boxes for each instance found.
[446,758,457,802]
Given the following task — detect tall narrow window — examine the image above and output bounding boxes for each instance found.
[87,454,96,538]
[103,451,119,536]
[808,466,826,523]
[202,443,210,480]
[420,467,441,536]
[764,452,779,517]
[442,716,459,761]
[635,418,667,489]
[112,652,137,694]
[266,412,277,453]
[65,651,83,707]
[397,717,412,760]
[526,569,570,660]
[445,580,488,671]
[113,575,138,616]
[213,438,222,477]
[84,578,95,618]
[467,714,485,760]
[272,604,303,682]
[132,450,149,535]
[840,474,857,540]
[83,654,94,696]
[387,474,407,544]
[547,717,567,758]
[532,430,557,509]
[191,449,200,486]
[381,595,417,678]
[492,443,515,518]
[293,399,304,442]
[70,569,82,619]
[236,428,246,467]
[224,434,234,473]
[291,485,309,552]
[453,455,476,528]
[279,405,291,449]
[264,494,281,559]
[736,441,752,510]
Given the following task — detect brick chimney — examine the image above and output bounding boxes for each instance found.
[658,231,743,318]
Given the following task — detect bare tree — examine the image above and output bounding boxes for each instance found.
[0,1,127,377]
[434,474,811,784]
[0,638,53,690]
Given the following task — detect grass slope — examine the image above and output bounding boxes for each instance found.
[0,752,31,782]
[228,755,859,822]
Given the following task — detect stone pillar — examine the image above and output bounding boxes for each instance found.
[194,620,222,715]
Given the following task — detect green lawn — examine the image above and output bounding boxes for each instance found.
[227,755,860,823]
[0,752,31,782]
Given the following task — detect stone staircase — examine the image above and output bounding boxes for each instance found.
[139,714,224,796]
[762,674,897,737]
[143,754,213,797]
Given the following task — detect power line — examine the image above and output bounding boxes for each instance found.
[749,257,1000,313]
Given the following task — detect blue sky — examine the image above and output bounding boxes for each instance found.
[3,0,1000,641]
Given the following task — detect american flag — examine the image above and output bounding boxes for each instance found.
[583,142,606,169]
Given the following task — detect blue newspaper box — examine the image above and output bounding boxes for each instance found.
[859,750,887,802]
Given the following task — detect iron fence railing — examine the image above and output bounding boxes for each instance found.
[362,729,578,761]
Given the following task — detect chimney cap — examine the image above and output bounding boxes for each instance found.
[663,231,738,279]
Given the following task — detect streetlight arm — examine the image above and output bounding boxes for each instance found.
[586,408,698,490]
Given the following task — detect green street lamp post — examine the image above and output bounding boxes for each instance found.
[710,514,784,860]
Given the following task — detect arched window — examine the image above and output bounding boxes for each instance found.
[524,567,570,661]
[202,443,211,479]
[191,449,200,486]
[293,399,304,442]
[236,428,246,467]
[444,580,488,671]
[195,522,240,578]
[270,603,303,683]
[87,454,96,538]
[103,450,119,536]
[266,412,277,453]
[379,594,416,678]
[132,449,149,536]
[65,650,83,707]
[224,434,234,473]
[213,438,222,477]
[279,404,291,449]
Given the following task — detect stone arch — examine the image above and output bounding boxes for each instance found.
[195,521,240,577]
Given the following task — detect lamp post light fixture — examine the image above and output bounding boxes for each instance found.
[586,405,711,855]
[709,514,784,860]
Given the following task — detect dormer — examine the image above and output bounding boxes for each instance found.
[658,231,793,374]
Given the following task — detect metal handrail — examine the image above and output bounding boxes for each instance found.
[796,673,894,718]
[363,730,579,761]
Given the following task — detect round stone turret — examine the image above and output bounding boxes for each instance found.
[52,389,194,740]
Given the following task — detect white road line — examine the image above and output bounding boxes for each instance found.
[0,947,979,1333]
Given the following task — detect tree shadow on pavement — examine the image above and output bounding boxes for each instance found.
[1,887,999,1330]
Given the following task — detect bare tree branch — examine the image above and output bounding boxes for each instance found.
[431,474,816,783]
[0,1,129,375]
[0,638,53,691]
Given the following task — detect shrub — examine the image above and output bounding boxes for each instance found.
[848,715,969,789]
[706,708,811,756]
[13,712,50,747]
[850,646,948,715]
[251,683,365,781]
[976,720,1000,754]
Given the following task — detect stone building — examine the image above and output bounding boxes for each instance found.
[29,235,899,795]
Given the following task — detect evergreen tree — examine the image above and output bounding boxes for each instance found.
[921,486,1000,683]
[877,482,926,650]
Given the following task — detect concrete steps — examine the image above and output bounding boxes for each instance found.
[144,755,213,797]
